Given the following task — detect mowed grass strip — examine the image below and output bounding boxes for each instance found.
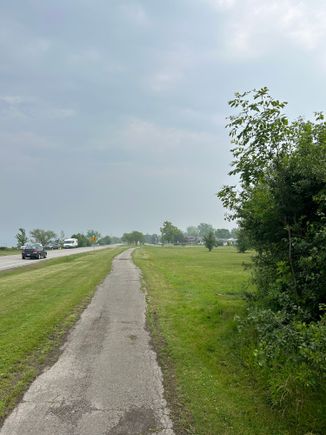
[134,246,290,435]
[0,249,20,256]
[0,247,125,421]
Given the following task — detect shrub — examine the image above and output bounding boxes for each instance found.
[219,88,326,431]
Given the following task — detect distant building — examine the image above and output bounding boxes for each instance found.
[183,236,202,245]
[216,238,237,246]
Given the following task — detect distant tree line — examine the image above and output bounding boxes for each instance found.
[185,223,238,240]
[15,228,119,248]
[14,222,239,253]
[159,220,239,251]
[121,231,145,245]
[115,222,239,251]
[16,228,62,248]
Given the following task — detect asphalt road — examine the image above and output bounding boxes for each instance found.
[0,245,119,272]
[0,248,174,435]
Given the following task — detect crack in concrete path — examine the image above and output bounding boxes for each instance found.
[0,249,174,435]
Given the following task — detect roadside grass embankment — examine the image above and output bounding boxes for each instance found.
[0,248,20,256]
[134,246,291,435]
[0,246,126,423]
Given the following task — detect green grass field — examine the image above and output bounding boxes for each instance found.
[0,249,20,256]
[134,246,291,435]
[0,247,125,421]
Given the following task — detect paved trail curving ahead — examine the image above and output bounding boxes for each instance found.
[1,249,174,435]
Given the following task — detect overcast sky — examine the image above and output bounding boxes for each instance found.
[1,0,326,245]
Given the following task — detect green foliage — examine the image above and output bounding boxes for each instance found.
[15,228,28,248]
[237,309,326,429]
[98,235,112,245]
[215,228,231,239]
[86,229,101,243]
[30,229,56,246]
[122,231,144,245]
[218,87,326,430]
[203,230,216,251]
[160,221,184,244]
[0,248,20,256]
[187,225,234,240]
[185,226,199,237]
[197,222,214,238]
[110,236,121,244]
[230,228,239,238]
[144,233,160,244]
[236,228,251,253]
[71,233,91,247]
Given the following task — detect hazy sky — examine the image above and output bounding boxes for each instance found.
[1,0,326,245]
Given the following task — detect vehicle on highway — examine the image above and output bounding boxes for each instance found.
[45,240,61,250]
[63,238,78,249]
[22,243,47,260]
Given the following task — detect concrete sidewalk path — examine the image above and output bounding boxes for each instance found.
[1,249,174,435]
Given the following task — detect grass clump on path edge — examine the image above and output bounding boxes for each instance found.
[134,246,293,435]
[0,247,125,423]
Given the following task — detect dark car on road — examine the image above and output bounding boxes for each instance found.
[22,243,47,260]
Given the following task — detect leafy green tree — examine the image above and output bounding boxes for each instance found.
[218,88,326,421]
[144,234,160,244]
[150,234,160,244]
[203,230,216,252]
[160,221,184,244]
[122,231,144,245]
[174,229,185,244]
[197,223,214,238]
[16,228,28,248]
[98,235,112,245]
[131,231,144,244]
[122,233,132,244]
[215,228,231,239]
[230,228,239,239]
[218,87,326,319]
[186,226,199,237]
[71,233,91,247]
[160,221,174,244]
[236,228,251,253]
[30,229,56,246]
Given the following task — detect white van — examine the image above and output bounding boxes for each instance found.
[63,238,78,249]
